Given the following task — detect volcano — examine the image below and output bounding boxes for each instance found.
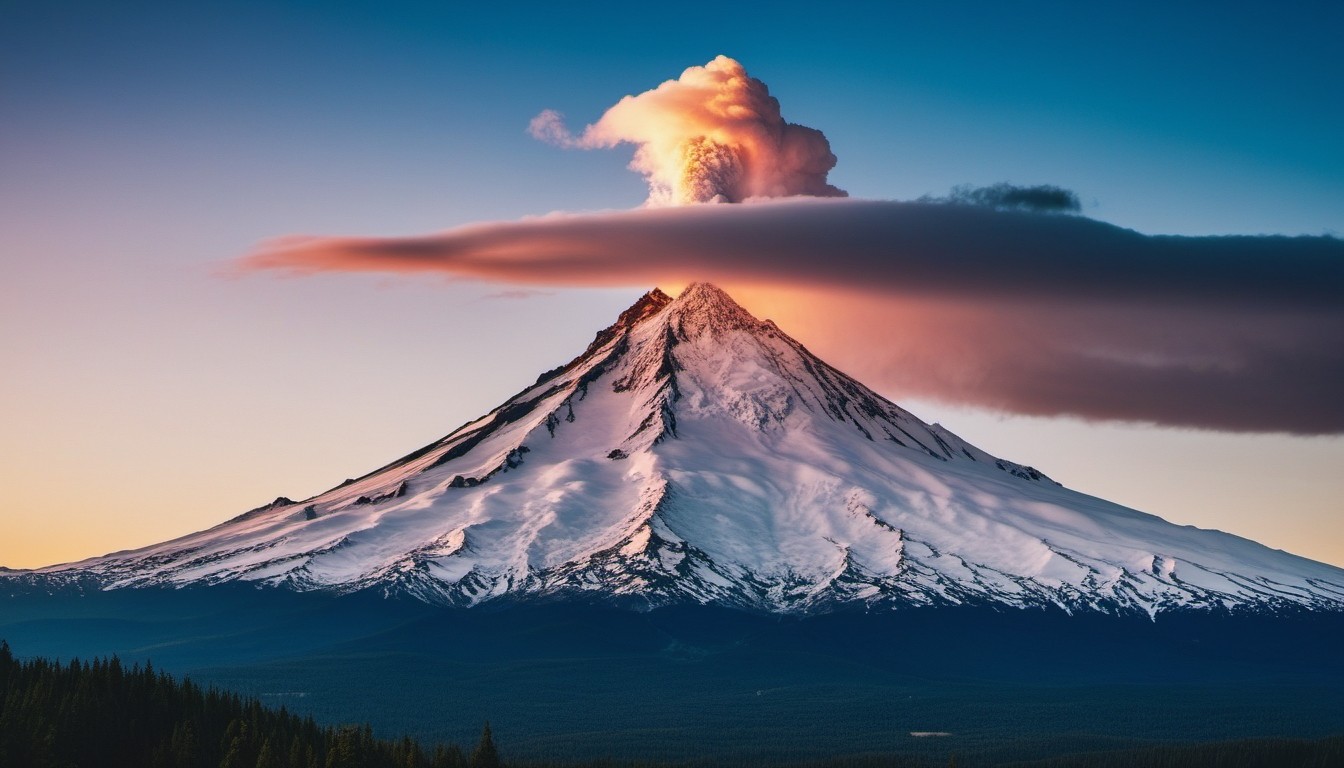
[21,283,1344,615]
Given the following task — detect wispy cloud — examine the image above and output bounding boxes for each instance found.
[236,198,1344,434]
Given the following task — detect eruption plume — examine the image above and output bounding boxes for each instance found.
[529,55,846,205]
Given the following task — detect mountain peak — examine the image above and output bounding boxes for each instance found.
[664,282,760,337]
[27,281,1344,616]
[672,282,743,311]
[676,281,731,301]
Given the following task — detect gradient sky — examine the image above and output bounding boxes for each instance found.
[3,1,1342,569]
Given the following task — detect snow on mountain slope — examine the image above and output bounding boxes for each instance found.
[23,283,1344,614]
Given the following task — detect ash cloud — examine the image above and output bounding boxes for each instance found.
[237,199,1344,434]
[530,56,846,206]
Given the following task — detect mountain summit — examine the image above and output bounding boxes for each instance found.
[28,284,1344,614]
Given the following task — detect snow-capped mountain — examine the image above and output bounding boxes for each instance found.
[22,283,1344,614]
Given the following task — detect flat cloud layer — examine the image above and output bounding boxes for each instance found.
[238,199,1344,434]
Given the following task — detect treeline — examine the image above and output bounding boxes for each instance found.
[0,641,498,768]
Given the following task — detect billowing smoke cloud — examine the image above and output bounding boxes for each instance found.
[922,183,1082,213]
[236,199,1344,434]
[529,55,846,205]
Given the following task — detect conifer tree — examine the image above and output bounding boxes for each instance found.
[287,735,305,768]
[432,743,465,768]
[220,735,246,768]
[469,722,500,768]
[256,737,280,768]
[172,720,197,768]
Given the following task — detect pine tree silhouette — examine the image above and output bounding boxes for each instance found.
[469,722,500,768]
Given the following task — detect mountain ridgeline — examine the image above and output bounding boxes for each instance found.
[9,283,1344,615]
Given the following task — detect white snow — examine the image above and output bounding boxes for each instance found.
[29,283,1344,615]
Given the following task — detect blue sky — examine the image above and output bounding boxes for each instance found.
[7,2,1341,234]
[2,1,1342,568]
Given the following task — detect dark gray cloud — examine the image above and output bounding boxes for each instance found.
[237,199,1344,434]
[922,183,1082,213]
[807,297,1343,434]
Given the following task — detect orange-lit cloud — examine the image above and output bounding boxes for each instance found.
[237,199,1344,434]
[741,288,1342,435]
[529,56,845,205]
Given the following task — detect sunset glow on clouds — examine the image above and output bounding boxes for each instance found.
[238,199,1344,434]
[233,54,1344,436]
[529,56,845,205]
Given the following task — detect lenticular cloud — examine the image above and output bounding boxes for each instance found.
[529,55,846,206]
[238,200,1344,434]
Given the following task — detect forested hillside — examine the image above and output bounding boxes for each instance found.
[0,641,494,768]
[3,638,1340,767]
